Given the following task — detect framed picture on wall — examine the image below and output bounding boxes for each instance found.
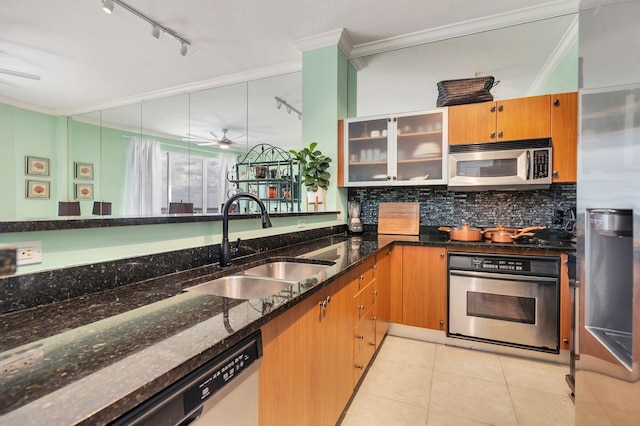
[75,183,94,200]
[25,156,50,176]
[25,180,50,199]
[75,162,94,180]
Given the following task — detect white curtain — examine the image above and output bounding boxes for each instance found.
[125,137,162,216]
[218,153,237,210]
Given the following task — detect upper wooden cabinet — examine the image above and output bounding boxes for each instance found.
[550,92,578,183]
[448,95,551,145]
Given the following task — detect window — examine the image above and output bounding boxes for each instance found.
[161,152,222,214]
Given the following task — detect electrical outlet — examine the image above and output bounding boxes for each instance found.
[0,346,44,376]
[12,241,42,265]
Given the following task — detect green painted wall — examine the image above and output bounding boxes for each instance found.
[0,104,62,219]
[539,41,579,94]
[301,44,354,217]
[0,213,341,275]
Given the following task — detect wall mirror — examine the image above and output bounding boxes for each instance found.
[61,72,302,218]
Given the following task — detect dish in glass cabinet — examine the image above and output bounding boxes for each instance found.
[410,175,429,180]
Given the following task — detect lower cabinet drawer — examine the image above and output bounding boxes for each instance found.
[353,340,376,387]
[354,283,375,323]
[353,305,375,358]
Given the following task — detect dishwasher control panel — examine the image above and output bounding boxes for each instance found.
[183,336,261,414]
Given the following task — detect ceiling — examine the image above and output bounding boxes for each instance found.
[0,0,579,117]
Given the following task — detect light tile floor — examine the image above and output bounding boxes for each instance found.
[341,336,575,426]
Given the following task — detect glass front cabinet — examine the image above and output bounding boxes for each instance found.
[343,109,448,186]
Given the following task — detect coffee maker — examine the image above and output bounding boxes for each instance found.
[348,201,363,233]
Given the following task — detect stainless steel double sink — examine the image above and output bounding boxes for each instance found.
[184,261,332,299]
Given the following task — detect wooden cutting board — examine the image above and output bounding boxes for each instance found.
[377,202,421,235]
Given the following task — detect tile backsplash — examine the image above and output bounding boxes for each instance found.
[348,183,576,229]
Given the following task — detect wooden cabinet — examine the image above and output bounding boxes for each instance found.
[550,92,578,183]
[342,109,448,186]
[352,259,377,387]
[448,95,551,145]
[401,245,447,330]
[259,274,353,426]
[374,247,393,343]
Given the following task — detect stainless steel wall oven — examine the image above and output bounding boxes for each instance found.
[448,252,560,353]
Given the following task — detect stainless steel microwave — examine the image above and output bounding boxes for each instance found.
[448,139,552,191]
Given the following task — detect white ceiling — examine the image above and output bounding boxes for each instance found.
[0,0,579,116]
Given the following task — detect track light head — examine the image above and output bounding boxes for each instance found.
[286,106,292,115]
[102,0,114,14]
[180,43,188,56]
[276,100,282,109]
[151,25,160,39]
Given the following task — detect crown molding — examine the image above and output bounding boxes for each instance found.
[526,14,579,95]
[292,28,348,54]
[349,0,579,59]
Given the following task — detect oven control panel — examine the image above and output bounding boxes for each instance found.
[475,258,531,272]
[448,252,559,277]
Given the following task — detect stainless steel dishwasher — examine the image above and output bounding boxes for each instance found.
[111,330,262,426]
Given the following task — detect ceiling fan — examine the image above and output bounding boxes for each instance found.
[186,129,242,149]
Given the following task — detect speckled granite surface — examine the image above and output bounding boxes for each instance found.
[0,210,338,233]
[0,230,574,425]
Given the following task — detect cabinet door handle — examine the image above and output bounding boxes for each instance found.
[358,275,364,280]
[498,104,504,112]
[497,130,503,138]
[490,131,496,139]
[372,290,378,296]
[357,305,365,310]
[554,99,561,106]
[357,334,364,340]
[369,342,376,347]
[490,105,496,113]
[392,176,397,180]
[440,252,445,258]
[372,265,377,270]
[553,171,559,178]
[371,316,377,321]
[386,175,392,180]
[319,296,331,310]
[356,364,364,370]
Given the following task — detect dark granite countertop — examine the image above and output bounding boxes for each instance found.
[0,231,574,425]
[0,210,339,233]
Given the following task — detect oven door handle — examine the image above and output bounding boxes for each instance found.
[449,270,557,283]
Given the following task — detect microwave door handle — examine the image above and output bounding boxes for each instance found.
[526,150,531,180]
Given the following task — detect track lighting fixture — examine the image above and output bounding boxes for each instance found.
[102,0,114,14]
[101,0,190,56]
[274,97,302,120]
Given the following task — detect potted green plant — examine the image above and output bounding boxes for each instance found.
[290,142,332,204]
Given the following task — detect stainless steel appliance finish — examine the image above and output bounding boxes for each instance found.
[575,1,640,422]
[112,330,262,426]
[448,139,552,191]
[448,252,560,353]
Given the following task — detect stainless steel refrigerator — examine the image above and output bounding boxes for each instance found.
[575,0,640,424]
